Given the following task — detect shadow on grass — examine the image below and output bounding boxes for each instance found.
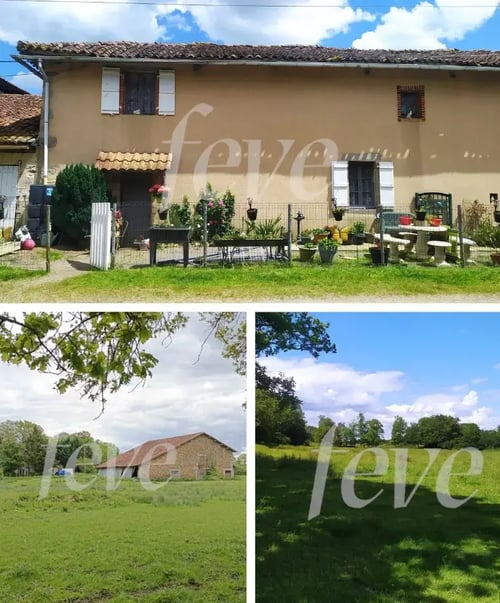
[256,453,500,603]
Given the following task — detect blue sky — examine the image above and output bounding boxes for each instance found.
[1,0,499,94]
[259,312,500,437]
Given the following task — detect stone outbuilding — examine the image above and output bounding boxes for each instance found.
[96,431,236,480]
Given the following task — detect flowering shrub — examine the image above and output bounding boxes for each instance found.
[195,184,235,239]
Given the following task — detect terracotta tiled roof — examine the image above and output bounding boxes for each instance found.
[15,41,500,69]
[95,151,172,171]
[96,432,235,469]
[0,76,28,94]
[0,94,41,144]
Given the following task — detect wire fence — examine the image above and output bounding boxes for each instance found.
[2,197,500,271]
[0,205,52,273]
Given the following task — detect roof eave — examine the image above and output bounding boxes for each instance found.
[12,53,500,72]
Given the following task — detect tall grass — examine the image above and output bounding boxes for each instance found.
[0,476,245,602]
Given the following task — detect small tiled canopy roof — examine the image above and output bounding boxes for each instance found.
[95,151,172,171]
[0,94,41,145]
[15,41,500,69]
[97,432,236,469]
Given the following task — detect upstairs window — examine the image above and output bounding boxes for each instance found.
[123,71,156,115]
[101,67,175,116]
[397,85,425,120]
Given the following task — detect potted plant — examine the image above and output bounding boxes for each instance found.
[312,227,330,244]
[247,197,258,221]
[298,229,313,244]
[318,237,341,264]
[332,206,346,221]
[415,196,429,221]
[369,243,390,265]
[350,221,365,244]
[298,240,317,262]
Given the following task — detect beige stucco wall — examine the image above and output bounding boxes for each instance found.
[138,434,234,480]
[44,61,500,216]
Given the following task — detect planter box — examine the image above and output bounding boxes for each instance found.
[149,226,191,244]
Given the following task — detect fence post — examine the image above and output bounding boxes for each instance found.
[110,202,116,270]
[287,204,292,265]
[377,205,385,265]
[457,204,465,268]
[45,204,51,273]
[203,202,208,267]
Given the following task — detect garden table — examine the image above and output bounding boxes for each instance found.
[400,224,448,261]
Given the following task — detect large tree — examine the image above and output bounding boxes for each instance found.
[0,420,48,475]
[256,364,308,445]
[256,313,336,358]
[391,416,408,446]
[0,312,245,413]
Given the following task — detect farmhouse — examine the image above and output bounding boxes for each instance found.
[11,42,500,231]
[96,432,236,480]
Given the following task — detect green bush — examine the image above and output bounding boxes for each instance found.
[169,195,192,226]
[471,220,500,248]
[195,183,236,240]
[52,164,108,245]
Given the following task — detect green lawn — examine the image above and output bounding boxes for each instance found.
[5,260,500,301]
[256,445,500,603]
[0,476,245,602]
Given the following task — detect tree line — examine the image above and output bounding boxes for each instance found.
[0,420,118,476]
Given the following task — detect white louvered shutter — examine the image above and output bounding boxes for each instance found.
[378,162,395,208]
[101,68,120,114]
[158,70,175,115]
[331,161,349,207]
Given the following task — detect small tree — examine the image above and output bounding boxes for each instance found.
[52,163,108,245]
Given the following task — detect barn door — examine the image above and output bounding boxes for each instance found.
[197,454,208,479]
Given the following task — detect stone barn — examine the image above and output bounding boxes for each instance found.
[97,432,236,480]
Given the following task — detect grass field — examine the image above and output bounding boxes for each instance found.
[0,475,245,602]
[256,445,500,603]
[5,260,500,301]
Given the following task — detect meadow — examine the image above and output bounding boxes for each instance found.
[0,475,246,602]
[256,445,500,603]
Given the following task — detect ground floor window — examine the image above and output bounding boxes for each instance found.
[348,162,376,208]
[332,160,394,210]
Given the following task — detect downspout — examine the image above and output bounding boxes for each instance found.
[38,59,49,184]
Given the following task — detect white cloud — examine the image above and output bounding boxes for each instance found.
[261,356,406,427]
[178,0,373,45]
[262,354,500,437]
[0,316,246,454]
[0,0,372,48]
[353,0,498,50]
[0,0,170,45]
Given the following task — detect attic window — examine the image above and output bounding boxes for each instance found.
[397,85,425,120]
